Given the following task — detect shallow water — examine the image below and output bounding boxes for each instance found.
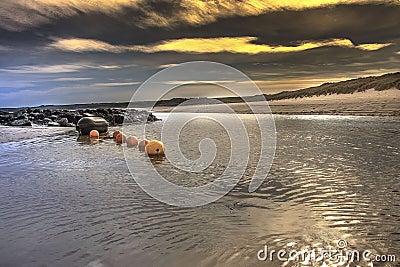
[0,114,399,267]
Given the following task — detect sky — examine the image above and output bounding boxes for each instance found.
[0,0,399,107]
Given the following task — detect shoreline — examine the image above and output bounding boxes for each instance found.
[152,108,400,116]
[153,89,400,116]
[0,126,76,144]
[1,111,398,144]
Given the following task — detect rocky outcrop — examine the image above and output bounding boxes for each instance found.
[10,118,32,126]
[0,108,159,127]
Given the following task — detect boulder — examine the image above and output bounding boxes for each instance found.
[64,113,78,124]
[16,114,28,120]
[43,109,52,116]
[0,115,12,124]
[57,118,69,127]
[113,114,124,124]
[33,113,45,120]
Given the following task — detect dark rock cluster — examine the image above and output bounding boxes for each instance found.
[0,108,159,127]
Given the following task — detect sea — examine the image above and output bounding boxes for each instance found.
[0,113,399,266]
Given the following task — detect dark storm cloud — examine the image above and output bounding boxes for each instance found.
[2,4,399,46]
[0,1,399,107]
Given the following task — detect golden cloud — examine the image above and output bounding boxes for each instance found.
[173,0,400,27]
[355,43,393,51]
[50,37,392,54]
[49,38,126,53]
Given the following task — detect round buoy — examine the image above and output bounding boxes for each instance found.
[138,139,149,151]
[126,136,139,148]
[89,130,99,138]
[145,140,164,156]
[113,130,121,140]
[116,133,126,144]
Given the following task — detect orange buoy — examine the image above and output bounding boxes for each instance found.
[126,136,139,148]
[138,139,149,152]
[115,133,126,144]
[113,130,121,140]
[145,140,164,156]
[89,130,99,138]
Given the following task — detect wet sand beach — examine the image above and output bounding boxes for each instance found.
[0,114,399,266]
[0,126,76,144]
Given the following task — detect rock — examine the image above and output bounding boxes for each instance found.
[57,118,69,127]
[96,108,108,115]
[64,113,78,124]
[43,109,52,116]
[113,114,124,124]
[0,115,12,124]
[33,113,45,120]
[147,113,159,122]
[10,119,32,126]
[16,114,28,120]
[0,107,159,128]
[47,121,60,127]
[74,115,83,124]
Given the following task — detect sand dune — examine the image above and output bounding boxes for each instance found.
[267,89,399,115]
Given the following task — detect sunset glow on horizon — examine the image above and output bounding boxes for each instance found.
[0,0,399,106]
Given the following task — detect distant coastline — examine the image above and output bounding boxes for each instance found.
[153,89,400,116]
[1,72,399,116]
